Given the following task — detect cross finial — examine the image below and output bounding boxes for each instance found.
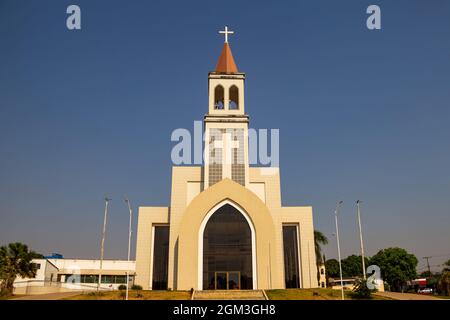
[219,25,234,43]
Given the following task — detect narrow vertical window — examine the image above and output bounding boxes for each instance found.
[229,85,239,109]
[283,225,300,288]
[152,226,169,289]
[208,129,224,186]
[214,85,224,109]
[231,129,245,185]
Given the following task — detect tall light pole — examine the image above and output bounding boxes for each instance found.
[334,200,345,300]
[356,200,366,279]
[98,197,111,292]
[124,197,133,301]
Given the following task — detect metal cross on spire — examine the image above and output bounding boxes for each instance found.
[219,25,234,43]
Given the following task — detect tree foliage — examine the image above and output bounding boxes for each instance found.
[0,242,43,296]
[341,255,370,278]
[419,271,432,278]
[438,271,450,296]
[443,259,450,271]
[325,259,340,278]
[438,259,450,296]
[369,247,418,292]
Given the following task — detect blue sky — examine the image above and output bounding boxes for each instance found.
[1,0,449,272]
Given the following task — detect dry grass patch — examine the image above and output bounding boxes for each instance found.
[265,288,390,300]
[65,290,192,300]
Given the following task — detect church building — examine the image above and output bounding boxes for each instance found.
[135,27,318,291]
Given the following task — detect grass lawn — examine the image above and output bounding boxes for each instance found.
[64,290,192,300]
[265,288,391,300]
[0,294,26,300]
[65,289,396,301]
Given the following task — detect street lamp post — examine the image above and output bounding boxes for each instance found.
[125,197,133,301]
[356,200,366,279]
[334,200,345,300]
[98,197,111,291]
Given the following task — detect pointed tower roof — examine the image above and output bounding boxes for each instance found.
[215,42,238,73]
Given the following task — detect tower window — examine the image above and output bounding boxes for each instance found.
[229,85,239,110]
[214,85,224,110]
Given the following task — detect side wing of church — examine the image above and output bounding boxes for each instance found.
[135,30,318,291]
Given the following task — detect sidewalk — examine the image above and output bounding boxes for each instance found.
[10,292,82,300]
[375,292,443,300]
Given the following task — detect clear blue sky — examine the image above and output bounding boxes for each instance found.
[1,0,449,272]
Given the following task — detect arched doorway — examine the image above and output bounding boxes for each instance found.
[200,202,255,290]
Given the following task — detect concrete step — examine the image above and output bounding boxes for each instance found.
[192,290,267,300]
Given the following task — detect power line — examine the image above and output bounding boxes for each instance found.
[421,253,450,259]
[418,263,447,274]
[418,264,443,271]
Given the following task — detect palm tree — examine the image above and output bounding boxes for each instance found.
[0,242,42,296]
[314,230,328,265]
[314,230,328,284]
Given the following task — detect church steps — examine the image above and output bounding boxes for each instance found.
[192,290,267,300]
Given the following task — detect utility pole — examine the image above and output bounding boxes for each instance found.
[334,200,345,300]
[125,197,133,301]
[423,256,432,275]
[98,197,111,291]
[356,200,366,279]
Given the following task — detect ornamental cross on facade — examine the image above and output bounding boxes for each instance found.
[213,131,240,181]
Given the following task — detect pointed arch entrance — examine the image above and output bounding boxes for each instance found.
[198,200,257,290]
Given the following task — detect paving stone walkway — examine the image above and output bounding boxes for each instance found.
[10,292,82,300]
[374,292,444,300]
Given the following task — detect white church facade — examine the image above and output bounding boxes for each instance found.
[135,28,318,291]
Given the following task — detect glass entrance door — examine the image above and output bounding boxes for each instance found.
[215,272,227,290]
[203,204,253,290]
[228,272,240,290]
[214,271,240,290]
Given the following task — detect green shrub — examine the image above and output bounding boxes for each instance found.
[351,278,374,299]
[118,284,127,291]
[131,284,142,298]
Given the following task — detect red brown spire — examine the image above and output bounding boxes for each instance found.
[215,42,239,73]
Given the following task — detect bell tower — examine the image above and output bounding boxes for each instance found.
[204,26,250,189]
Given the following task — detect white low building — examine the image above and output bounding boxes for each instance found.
[14,258,136,295]
[329,277,385,292]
